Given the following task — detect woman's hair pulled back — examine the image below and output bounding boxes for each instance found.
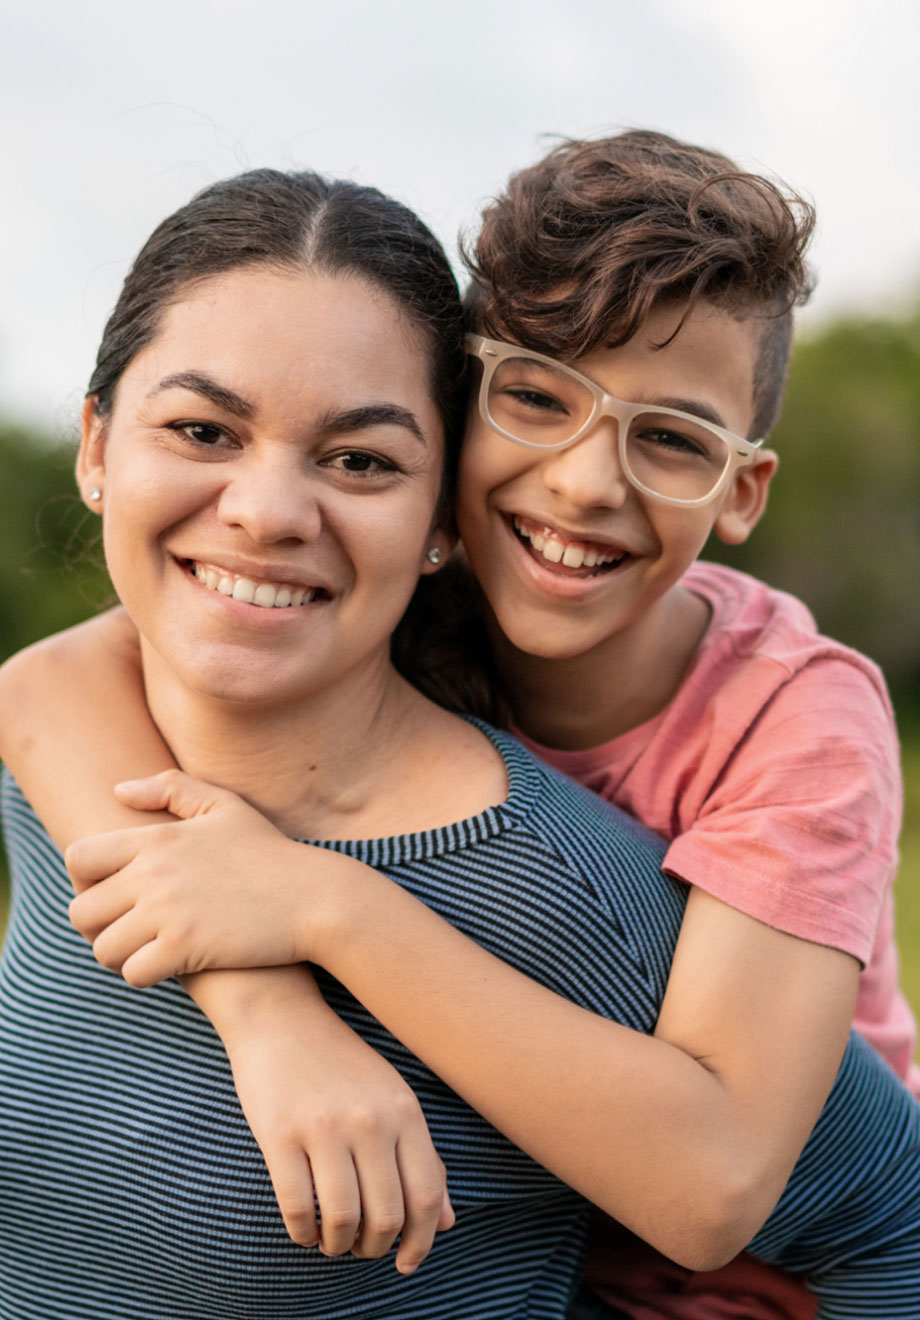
[88,169,467,466]
[465,130,816,437]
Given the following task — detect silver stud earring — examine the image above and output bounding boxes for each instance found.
[426,547,442,565]
[88,486,102,502]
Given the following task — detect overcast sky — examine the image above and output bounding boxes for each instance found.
[2,0,918,432]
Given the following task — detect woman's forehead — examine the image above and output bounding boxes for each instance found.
[115,268,441,427]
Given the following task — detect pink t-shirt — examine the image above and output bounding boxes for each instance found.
[517,561,915,1320]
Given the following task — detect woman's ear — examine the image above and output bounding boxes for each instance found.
[713,449,778,546]
[420,527,457,576]
[77,396,107,510]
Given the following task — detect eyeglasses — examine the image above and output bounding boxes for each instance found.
[465,334,764,507]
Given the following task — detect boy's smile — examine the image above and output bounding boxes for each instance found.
[457,301,775,665]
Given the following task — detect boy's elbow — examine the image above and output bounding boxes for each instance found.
[650,1167,781,1272]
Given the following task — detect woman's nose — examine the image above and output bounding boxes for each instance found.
[540,423,631,511]
[216,454,322,544]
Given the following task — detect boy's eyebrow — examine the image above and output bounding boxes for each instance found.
[646,395,727,429]
[148,372,255,419]
[318,404,427,446]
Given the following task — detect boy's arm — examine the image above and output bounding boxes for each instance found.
[0,616,452,1273]
[67,768,860,1273]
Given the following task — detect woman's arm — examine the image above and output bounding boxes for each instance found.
[0,615,453,1274]
[66,769,858,1272]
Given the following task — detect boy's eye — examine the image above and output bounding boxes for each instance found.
[505,387,568,415]
[634,426,711,460]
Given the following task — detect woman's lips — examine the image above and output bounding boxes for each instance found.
[185,558,321,609]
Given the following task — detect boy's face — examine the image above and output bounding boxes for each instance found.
[457,300,777,661]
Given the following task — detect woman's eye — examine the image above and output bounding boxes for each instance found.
[169,422,230,447]
[328,451,397,476]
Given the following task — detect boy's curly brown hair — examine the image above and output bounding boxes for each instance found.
[464,130,815,438]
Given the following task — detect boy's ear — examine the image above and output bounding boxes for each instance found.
[77,396,107,509]
[712,449,778,546]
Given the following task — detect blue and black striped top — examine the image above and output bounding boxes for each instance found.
[0,727,683,1319]
[2,724,920,1319]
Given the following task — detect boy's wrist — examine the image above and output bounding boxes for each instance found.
[182,965,324,1050]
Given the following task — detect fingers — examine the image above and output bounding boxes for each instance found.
[390,1128,452,1274]
[115,769,236,821]
[69,879,135,941]
[261,1143,320,1249]
[306,1145,363,1257]
[65,829,148,893]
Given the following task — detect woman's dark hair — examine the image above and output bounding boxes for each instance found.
[88,169,467,499]
[464,130,816,439]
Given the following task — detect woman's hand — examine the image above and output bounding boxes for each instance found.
[222,980,454,1273]
[65,770,324,984]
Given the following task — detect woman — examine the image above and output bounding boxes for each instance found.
[0,166,692,1320]
[2,155,920,1320]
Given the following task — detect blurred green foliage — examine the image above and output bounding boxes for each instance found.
[1,306,919,1026]
[0,425,113,655]
[706,307,920,707]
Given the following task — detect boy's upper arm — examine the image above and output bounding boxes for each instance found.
[655,887,860,1198]
[0,608,175,848]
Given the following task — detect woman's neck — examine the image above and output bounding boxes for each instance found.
[140,641,508,840]
[492,583,711,752]
[141,641,423,837]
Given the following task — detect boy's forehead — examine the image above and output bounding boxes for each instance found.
[579,299,759,437]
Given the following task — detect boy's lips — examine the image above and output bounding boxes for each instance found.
[510,515,632,576]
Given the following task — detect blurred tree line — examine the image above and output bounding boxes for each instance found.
[706,305,920,717]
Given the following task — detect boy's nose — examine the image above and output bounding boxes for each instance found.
[540,422,631,512]
[217,457,322,545]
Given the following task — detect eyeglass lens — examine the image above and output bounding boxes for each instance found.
[487,356,732,502]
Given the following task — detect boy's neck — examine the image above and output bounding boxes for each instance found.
[492,583,711,752]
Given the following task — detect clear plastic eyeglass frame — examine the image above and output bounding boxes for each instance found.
[465,333,765,508]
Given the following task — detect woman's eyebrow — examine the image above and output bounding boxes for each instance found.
[147,372,255,419]
[320,404,427,445]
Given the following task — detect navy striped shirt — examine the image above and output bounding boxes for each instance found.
[2,725,920,1318]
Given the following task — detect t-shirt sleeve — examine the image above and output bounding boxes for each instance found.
[662,657,902,964]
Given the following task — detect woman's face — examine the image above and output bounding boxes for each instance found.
[79,267,449,708]
[457,302,771,662]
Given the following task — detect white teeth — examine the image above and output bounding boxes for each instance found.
[514,517,625,573]
[191,562,314,608]
[232,578,256,604]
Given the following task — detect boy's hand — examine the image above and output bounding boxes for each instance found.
[226,1005,454,1273]
[65,770,317,984]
